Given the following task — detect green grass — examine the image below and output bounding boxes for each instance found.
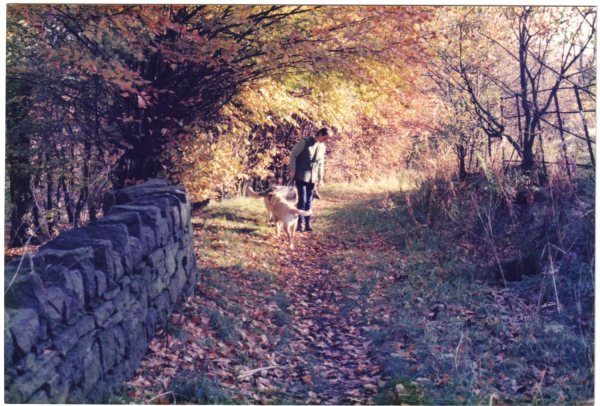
[320,172,593,404]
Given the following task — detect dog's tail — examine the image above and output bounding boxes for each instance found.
[292,209,312,216]
[246,186,267,198]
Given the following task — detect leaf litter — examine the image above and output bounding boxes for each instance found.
[123,189,592,405]
[124,196,391,404]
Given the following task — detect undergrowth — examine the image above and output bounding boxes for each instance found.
[324,169,594,404]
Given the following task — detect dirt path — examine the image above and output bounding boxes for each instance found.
[124,193,395,404]
[278,245,384,404]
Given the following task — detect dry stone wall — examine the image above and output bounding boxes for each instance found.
[4,179,199,403]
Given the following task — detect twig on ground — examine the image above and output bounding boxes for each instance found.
[148,391,174,404]
[237,365,288,379]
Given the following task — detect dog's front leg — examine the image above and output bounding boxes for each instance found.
[275,222,281,236]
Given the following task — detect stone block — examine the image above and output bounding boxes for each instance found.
[148,271,168,300]
[76,315,95,337]
[129,278,141,295]
[147,249,165,271]
[168,265,187,305]
[8,352,60,402]
[171,205,181,238]
[67,387,83,404]
[145,307,158,341]
[37,247,96,306]
[94,300,115,327]
[113,325,127,364]
[136,261,152,284]
[98,329,116,372]
[42,237,117,283]
[175,249,187,276]
[68,223,130,255]
[73,331,95,364]
[119,275,131,289]
[132,196,174,239]
[106,308,126,326]
[114,253,126,281]
[121,299,147,345]
[96,271,107,297]
[52,325,78,355]
[44,373,62,397]
[45,287,66,325]
[28,389,49,404]
[104,179,169,214]
[4,254,45,279]
[113,288,133,313]
[5,327,14,364]
[60,269,85,317]
[49,379,70,403]
[154,291,171,326]
[112,205,166,248]
[15,352,35,374]
[82,342,101,395]
[103,286,120,301]
[57,353,81,386]
[7,308,39,355]
[118,183,188,208]
[165,243,178,276]
[180,202,191,229]
[5,273,46,313]
[98,212,143,240]
[129,335,149,365]
[125,236,144,269]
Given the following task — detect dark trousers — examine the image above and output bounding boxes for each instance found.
[295,180,315,223]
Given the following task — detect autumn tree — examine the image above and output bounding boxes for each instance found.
[8,5,429,185]
[6,5,434,244]
[422,7,596,178]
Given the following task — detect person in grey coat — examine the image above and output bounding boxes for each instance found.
[289,128,330,232]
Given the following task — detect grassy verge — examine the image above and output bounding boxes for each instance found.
[321,173,594,405]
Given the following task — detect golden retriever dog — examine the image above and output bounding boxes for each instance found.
[247,186,311,249]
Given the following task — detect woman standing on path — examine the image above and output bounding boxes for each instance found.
[289,128,330,232]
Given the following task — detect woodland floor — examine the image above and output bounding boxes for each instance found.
[124,191,396,404]
[120,180,593,405]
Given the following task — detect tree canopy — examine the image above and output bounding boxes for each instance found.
[5,6,596,247]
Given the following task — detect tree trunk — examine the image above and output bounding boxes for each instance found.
[60,176,75,225]
[8,169,33,248]
[521,140,536,173]
[46,168,55,237]
[7,81,34,248]
[553,91,571,178]
[458,144,468,181]
[83,141,98,222]
[574,86,595,169]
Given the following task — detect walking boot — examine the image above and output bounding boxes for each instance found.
[305,217,314,232]
[297,216,304,232]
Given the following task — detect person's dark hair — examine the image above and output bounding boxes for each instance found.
[317,128,330,137]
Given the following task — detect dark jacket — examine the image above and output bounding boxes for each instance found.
[290,136,325,183]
